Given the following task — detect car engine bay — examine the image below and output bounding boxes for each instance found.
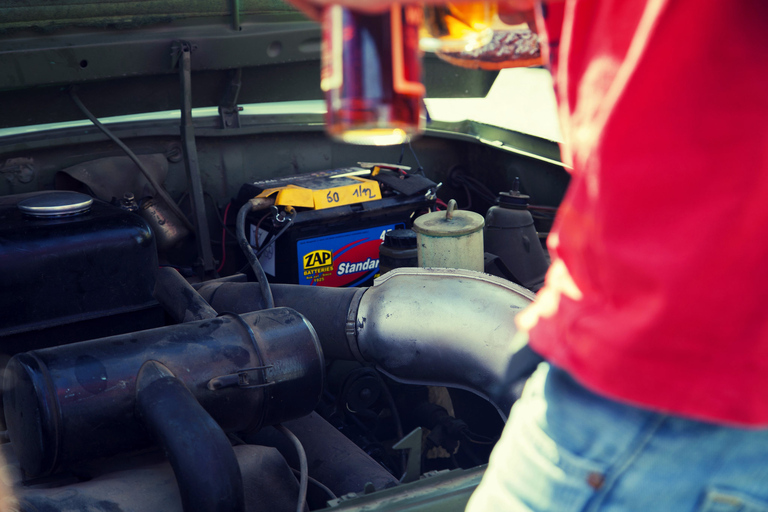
[0,122,570,511]
[0,4,570,510]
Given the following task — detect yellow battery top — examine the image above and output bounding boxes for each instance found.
[256,169,382,210]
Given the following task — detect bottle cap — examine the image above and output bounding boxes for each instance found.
[497,177,530,210]
[384,229,418,249]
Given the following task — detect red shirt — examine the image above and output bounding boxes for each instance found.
[524,0,768,426]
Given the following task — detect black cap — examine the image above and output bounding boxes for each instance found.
[383,229,417,249]
[497,177,530,210]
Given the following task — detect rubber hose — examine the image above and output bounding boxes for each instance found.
[236,202,275,309]
[135,361,245,512]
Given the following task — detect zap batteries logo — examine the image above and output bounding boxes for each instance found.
[297,224,402,287]
[304,250,333,271]
[302,250,334,284]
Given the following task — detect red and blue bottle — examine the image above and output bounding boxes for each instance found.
[321,5,425,145]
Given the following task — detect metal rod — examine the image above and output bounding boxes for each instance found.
[230,0,242,31]
[178,41,216,275]
[153,267,218,323]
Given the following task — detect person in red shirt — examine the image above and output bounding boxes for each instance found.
[468,1,768,509]
[520,0,768,427]
[290,0,768,509]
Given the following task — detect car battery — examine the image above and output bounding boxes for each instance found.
[237,165,436,287]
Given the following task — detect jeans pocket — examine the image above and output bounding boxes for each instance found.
[495,385,609,512]
[697,488,768,512]
[467,405,608,512]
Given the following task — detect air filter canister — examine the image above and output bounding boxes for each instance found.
[3,308,324,478]
[412,199,485,271]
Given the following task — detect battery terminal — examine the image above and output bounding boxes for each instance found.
[247,196,275,211]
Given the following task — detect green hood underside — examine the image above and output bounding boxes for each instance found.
[0,0,497,130]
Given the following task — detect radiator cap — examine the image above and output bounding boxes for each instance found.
[18,191,93,217]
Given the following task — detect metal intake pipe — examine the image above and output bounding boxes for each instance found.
[199,268,534,418]
[197,281,361,361]
[351,268,534,418]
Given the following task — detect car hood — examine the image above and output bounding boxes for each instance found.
[0,0,499,130]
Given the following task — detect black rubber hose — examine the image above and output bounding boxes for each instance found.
[135,361,245,512]
[236,202,275,309]
[154,267,218,323]
[196,282,360,361]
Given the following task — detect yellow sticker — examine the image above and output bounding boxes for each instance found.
[257,178,381,210]
[312,178,382,210]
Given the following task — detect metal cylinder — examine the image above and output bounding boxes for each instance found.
[3,308,324,478]
[139,196,190,251]
[197,281,361,361]
[412,200,485,271]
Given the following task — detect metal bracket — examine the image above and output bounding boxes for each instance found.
[218,106,243,129]
[218,68,243,129]
[345,288,368,363]
[207,366,275,391]
[170,41,197,69]
[393,427,423,484]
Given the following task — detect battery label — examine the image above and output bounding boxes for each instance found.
[250,225,276,276]
[297,224,402,287]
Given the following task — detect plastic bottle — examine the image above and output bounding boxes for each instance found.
[484,179,549,290]
[412,199,485,271]
[378,228,419,275]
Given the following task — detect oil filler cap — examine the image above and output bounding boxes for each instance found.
[18,191,93,217]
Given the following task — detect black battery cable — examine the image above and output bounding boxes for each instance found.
[236,199,275,309]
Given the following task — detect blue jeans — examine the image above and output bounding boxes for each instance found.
[466,363,768,511]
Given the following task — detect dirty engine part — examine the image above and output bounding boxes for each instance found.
[3,308,324,478]
[0,191,163,354]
